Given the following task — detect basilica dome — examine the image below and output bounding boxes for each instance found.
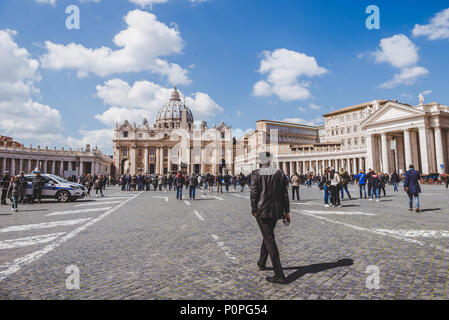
[156,87,194,124]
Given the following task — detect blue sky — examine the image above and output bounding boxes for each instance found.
[0,0,448,154]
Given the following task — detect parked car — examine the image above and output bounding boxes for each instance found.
[24,174,86,202]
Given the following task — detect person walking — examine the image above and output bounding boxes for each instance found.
[7,176,22,213]
[369,172,380,201]
[391,170,399,192]
[358,170,367,199]
[189,173,198,200]
[31,171,45,204]
[1,171,11,205]
[327,168,342,207]
[367,169,373,200]
[378,172,387,197]
[291,173,300,201]
[319,168,331,207]
[216,173,223,193]
[84,173,93,197]
[250,152,290,284]
[94,175,104,197]
[404,164,421,213]
[174,171,185,200]
[339,168,352,200]
[18,171,28,203]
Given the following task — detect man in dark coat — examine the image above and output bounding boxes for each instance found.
[31,171,45,204]
[1,171,11,205]
[18,171,28,203]
[250,152,290,284]
[404,164,421,213]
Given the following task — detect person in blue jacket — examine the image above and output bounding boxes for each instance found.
[404,164,421,213]
[357,170,367,199]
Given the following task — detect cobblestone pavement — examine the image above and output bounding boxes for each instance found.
[0,183,448,300]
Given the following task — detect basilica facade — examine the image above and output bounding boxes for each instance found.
[113,88,234,176]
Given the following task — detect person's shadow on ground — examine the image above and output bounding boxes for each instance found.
[267,259,354,284]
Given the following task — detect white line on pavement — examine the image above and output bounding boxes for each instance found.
[232,194,249,200]
[301,209,376,216]
[153,196,169,202]
[291,209,449,254]
[90,197,131,201]
[194,210,204,221]
[201,195,224,201]
[0,233,65,250]
[0,192,143,282]
[210,234,239,263]
[0,218,93,233]
[46,207,112,217]
[184,201,191,206]
[75,201,123,207]
[374,229,449,238]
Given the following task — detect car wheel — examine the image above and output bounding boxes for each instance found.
[57,190,70,203]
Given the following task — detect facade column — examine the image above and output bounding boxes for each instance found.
[289,161,294,177]
[446,130,449,173]
[2,157,6,175]
[91,161,95,175]
[434,127,444,174]
[366,134,374,171]
[79,161,84,176]
[155,147,159,175]
[160,148,164,175]
[403,129,412,172]
[167,148,172,174]
[51,160,56,174]
[144,147,149,174]
[418,127,429,174]
[11,158,16,175]
[381,133,389,174]
[60,160,64,176]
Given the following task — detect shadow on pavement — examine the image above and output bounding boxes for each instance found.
[281,259,354,284]
[421,208,442,212]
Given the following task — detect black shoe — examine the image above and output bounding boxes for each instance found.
[266,276,288,284]
[257,263,268,271]
[416,208,420,213]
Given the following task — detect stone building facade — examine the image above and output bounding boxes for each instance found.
[0,136,113,177]
[235,95,449,176]
[113,88,234,175]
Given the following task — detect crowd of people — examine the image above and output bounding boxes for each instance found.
[116,172,254,200]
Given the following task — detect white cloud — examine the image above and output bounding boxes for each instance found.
[0,30,63,144]
[423,89,432,95]
[34,0,100,4]
[413,8,449,40]
[310,103,321,110]
[40,10,190,85]
[65,128,113,153]
[94,79,223,126]
[379,66,429,89]
[129,0,207,8]
[373,34,428,88]
[253,48,328,101]
[374,34,419,68]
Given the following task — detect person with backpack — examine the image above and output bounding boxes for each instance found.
[327,168,342,207]
[94,174,104,197]
[391,170,399,192]
[291,173,300,201]
[369,172,380,201]
[174,171,185,200]
[358,170,367,199]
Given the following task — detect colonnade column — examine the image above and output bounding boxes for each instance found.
[418,127,429,174]
[381,133,389,174]
[434,127,444,174]
[403,129,412,171]
[144,147,149,174]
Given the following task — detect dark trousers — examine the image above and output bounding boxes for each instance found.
[292,186,300,201]
[256,218,284,278]
[32,187,42,203]
[329,185,340,206]
[189,186,196,199]
[1,188,7,204]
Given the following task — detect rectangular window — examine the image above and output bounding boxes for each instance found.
[123,132,128,138]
